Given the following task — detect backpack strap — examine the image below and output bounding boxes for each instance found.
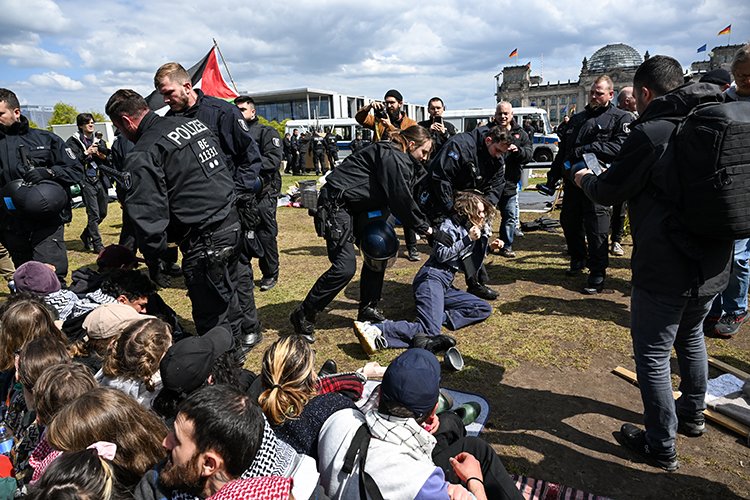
[342,424,384,500]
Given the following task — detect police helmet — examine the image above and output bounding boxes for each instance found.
[1,179,23,213]
[10,180,68,220]
[360,220,399,272]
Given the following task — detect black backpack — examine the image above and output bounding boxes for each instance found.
[673,100,750,239]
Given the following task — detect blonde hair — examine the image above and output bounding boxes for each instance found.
[154,62,190,88]
[102,318,171,391]
[258,336,317,425]
[0,299,65,370]
[453,190,497,227]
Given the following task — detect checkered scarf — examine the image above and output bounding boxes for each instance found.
[317,372,365,400]
[207,476,292,500]
[365,410,436,462]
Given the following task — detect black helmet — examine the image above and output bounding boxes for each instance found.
[5,180,68,220]
[360,220,399,272]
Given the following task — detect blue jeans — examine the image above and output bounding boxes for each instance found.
[709,238,750,317]
[630,286,712,452]
[379,265,492,348]
[498,189,518,249]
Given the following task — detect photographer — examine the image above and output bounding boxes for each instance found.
[355,88,417,141]
[66,113,110,253]
[0,88,83,283]
[418,97,457,156]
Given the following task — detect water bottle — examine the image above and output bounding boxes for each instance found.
[0,424,14,455]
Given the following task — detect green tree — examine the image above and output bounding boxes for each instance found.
[47,102,79,128]
[258,116,287,137]
[27,119,39,129]
[90,111,106,122]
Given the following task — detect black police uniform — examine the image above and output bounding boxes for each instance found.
[283,135,292,173]
[417,117,457,156]
[244,116,283,285]
[324,131,339,167]
[167,89,263,343]
[0,115,82,282]
[66,131,109,252]
[298,133,311,173]
[110,134,136,250]
[298,141,431,322]
[310,133,327,174]
[290,133,301,174]
[124,112,242,337]
[547,102,632,285]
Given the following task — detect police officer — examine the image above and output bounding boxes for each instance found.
[324,127,339,168]
[290,125,439,342]
[309,129,327,175]
[282,132,292,173]
[297,131,311,173]
[428,125,511,300]
[0,88,83,283]
[109,132,137,251]
[290,128,301,175]
[154,62,263,351]
[105,89,243,342]
[67,113,109,253]
[542,75,632,294]
[235,96,283,292]
[349,131,368,155]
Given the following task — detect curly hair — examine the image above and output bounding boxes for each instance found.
[258,336,318,425]
[102,318,172,391]
[453,190,496,228]
[0,298,65,370]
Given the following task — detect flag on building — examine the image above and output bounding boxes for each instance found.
[508,48,518,58]
[697,44,707,53]
[146,45,238,112]
[718,25,731,36]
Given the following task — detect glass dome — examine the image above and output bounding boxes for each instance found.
[588,44,642,72]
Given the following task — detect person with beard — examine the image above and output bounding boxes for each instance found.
[540,75,632,294]
[288,125,438,342]
[135,385,319,500]
[0,88,83,284]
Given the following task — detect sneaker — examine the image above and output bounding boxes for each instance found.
[411,333,457,354]
[515,228,525,238]
[259,277,277,291]
[610,241,624,256]
[714,311,748,338]
[499,247,516,258]
[467,283,499,301]
[617,423,679,472]
[353,321,387,356]
[677,413,706,437]
[703,314,722,334]
[358,305,386,323]
[289,305,315,343]
[536,183,556,196]
[407,247,421,262]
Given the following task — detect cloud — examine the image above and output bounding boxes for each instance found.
[0,0,71,38]
[0,42,69,68]
[28,71,84,91]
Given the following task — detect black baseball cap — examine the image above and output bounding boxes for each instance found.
[160,326,233,395]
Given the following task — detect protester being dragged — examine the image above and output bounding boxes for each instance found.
[354,191,501,357]
[290,125,438,342]
[13,261,98,321]
[69,244,143,296]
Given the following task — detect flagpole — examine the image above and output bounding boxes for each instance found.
[212,38,239,94]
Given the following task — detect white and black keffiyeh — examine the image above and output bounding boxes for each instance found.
[365,410,436,462]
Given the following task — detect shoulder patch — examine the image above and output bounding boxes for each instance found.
[65,147,75,160]
[272,137,281,148]
[623,122,631,134]
[239,119,250,133]
[447,150,459,161]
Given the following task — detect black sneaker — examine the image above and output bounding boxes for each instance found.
[714,311,747,338]
[407,246,421,262]
[259,277,277,291]
[358,305,386,323]
[677,413,706,437]
[289,305,315,343]
[412,333,457,354]
[618,423,679,472]
[467,283,499,301]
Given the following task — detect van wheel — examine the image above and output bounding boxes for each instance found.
[534,149,553,162]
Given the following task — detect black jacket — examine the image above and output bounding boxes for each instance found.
[324,133,339,152]
[110,135,135,202]
[245,118,282,195]
[166,89,261,193]
[428,126,506,215]
[124,112,236,263]
[501,122,533,197]
[324,141,431,234]
[0,115,83,222]
[580,83,732,296]
[549,102,632,186]
[310,134,326,152]
[417,117,457,156]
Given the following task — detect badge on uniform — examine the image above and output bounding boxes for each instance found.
[238,119,250,133]
[65,147,75,160]
[448,150,459,161]
[623,123,631,134]
[273,137,281,148]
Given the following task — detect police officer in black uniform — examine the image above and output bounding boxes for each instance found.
[109,132,137,251]
[542,75,632,294]
[235,96,283,292]
[427,125,511,300]
[310,130,327,175]
[105,89,244,342]
[290,125,438,342]
[0,88,83,283]
[154,62,263,351]
[324,127,339,168]
[290,129,301,175]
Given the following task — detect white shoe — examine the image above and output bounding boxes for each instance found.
[353,321,387,357]
[610,241,624,256]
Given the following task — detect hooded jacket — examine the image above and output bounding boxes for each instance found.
[580,82,732,296]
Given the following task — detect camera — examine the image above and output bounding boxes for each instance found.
[374,103,388,120]
[97,141,110,156]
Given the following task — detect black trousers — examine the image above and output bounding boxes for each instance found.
[80,178,109,249]
[303,207,384,314]
[312,149,327,174]
[560,181,610,275]
[3,219,68,283]
[326,149,338,167]
[432,412,523,500]
[611,201,627,243]
[290,151,301,174]
[180,211,244,338]
[257,192,279,281]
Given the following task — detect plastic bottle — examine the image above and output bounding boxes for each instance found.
[0,424,14,455]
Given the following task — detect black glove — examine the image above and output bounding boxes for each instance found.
[23,167,53,184]
[148,260,172,288]
[427,228,453,247]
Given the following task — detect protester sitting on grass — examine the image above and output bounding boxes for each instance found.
[69,244,144,296]
[46,387,167,491]
[13,261,98,321]
[354,191,502,356]
[97,318,172,409]
[28,363,98,484]
[258,335,358,460]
